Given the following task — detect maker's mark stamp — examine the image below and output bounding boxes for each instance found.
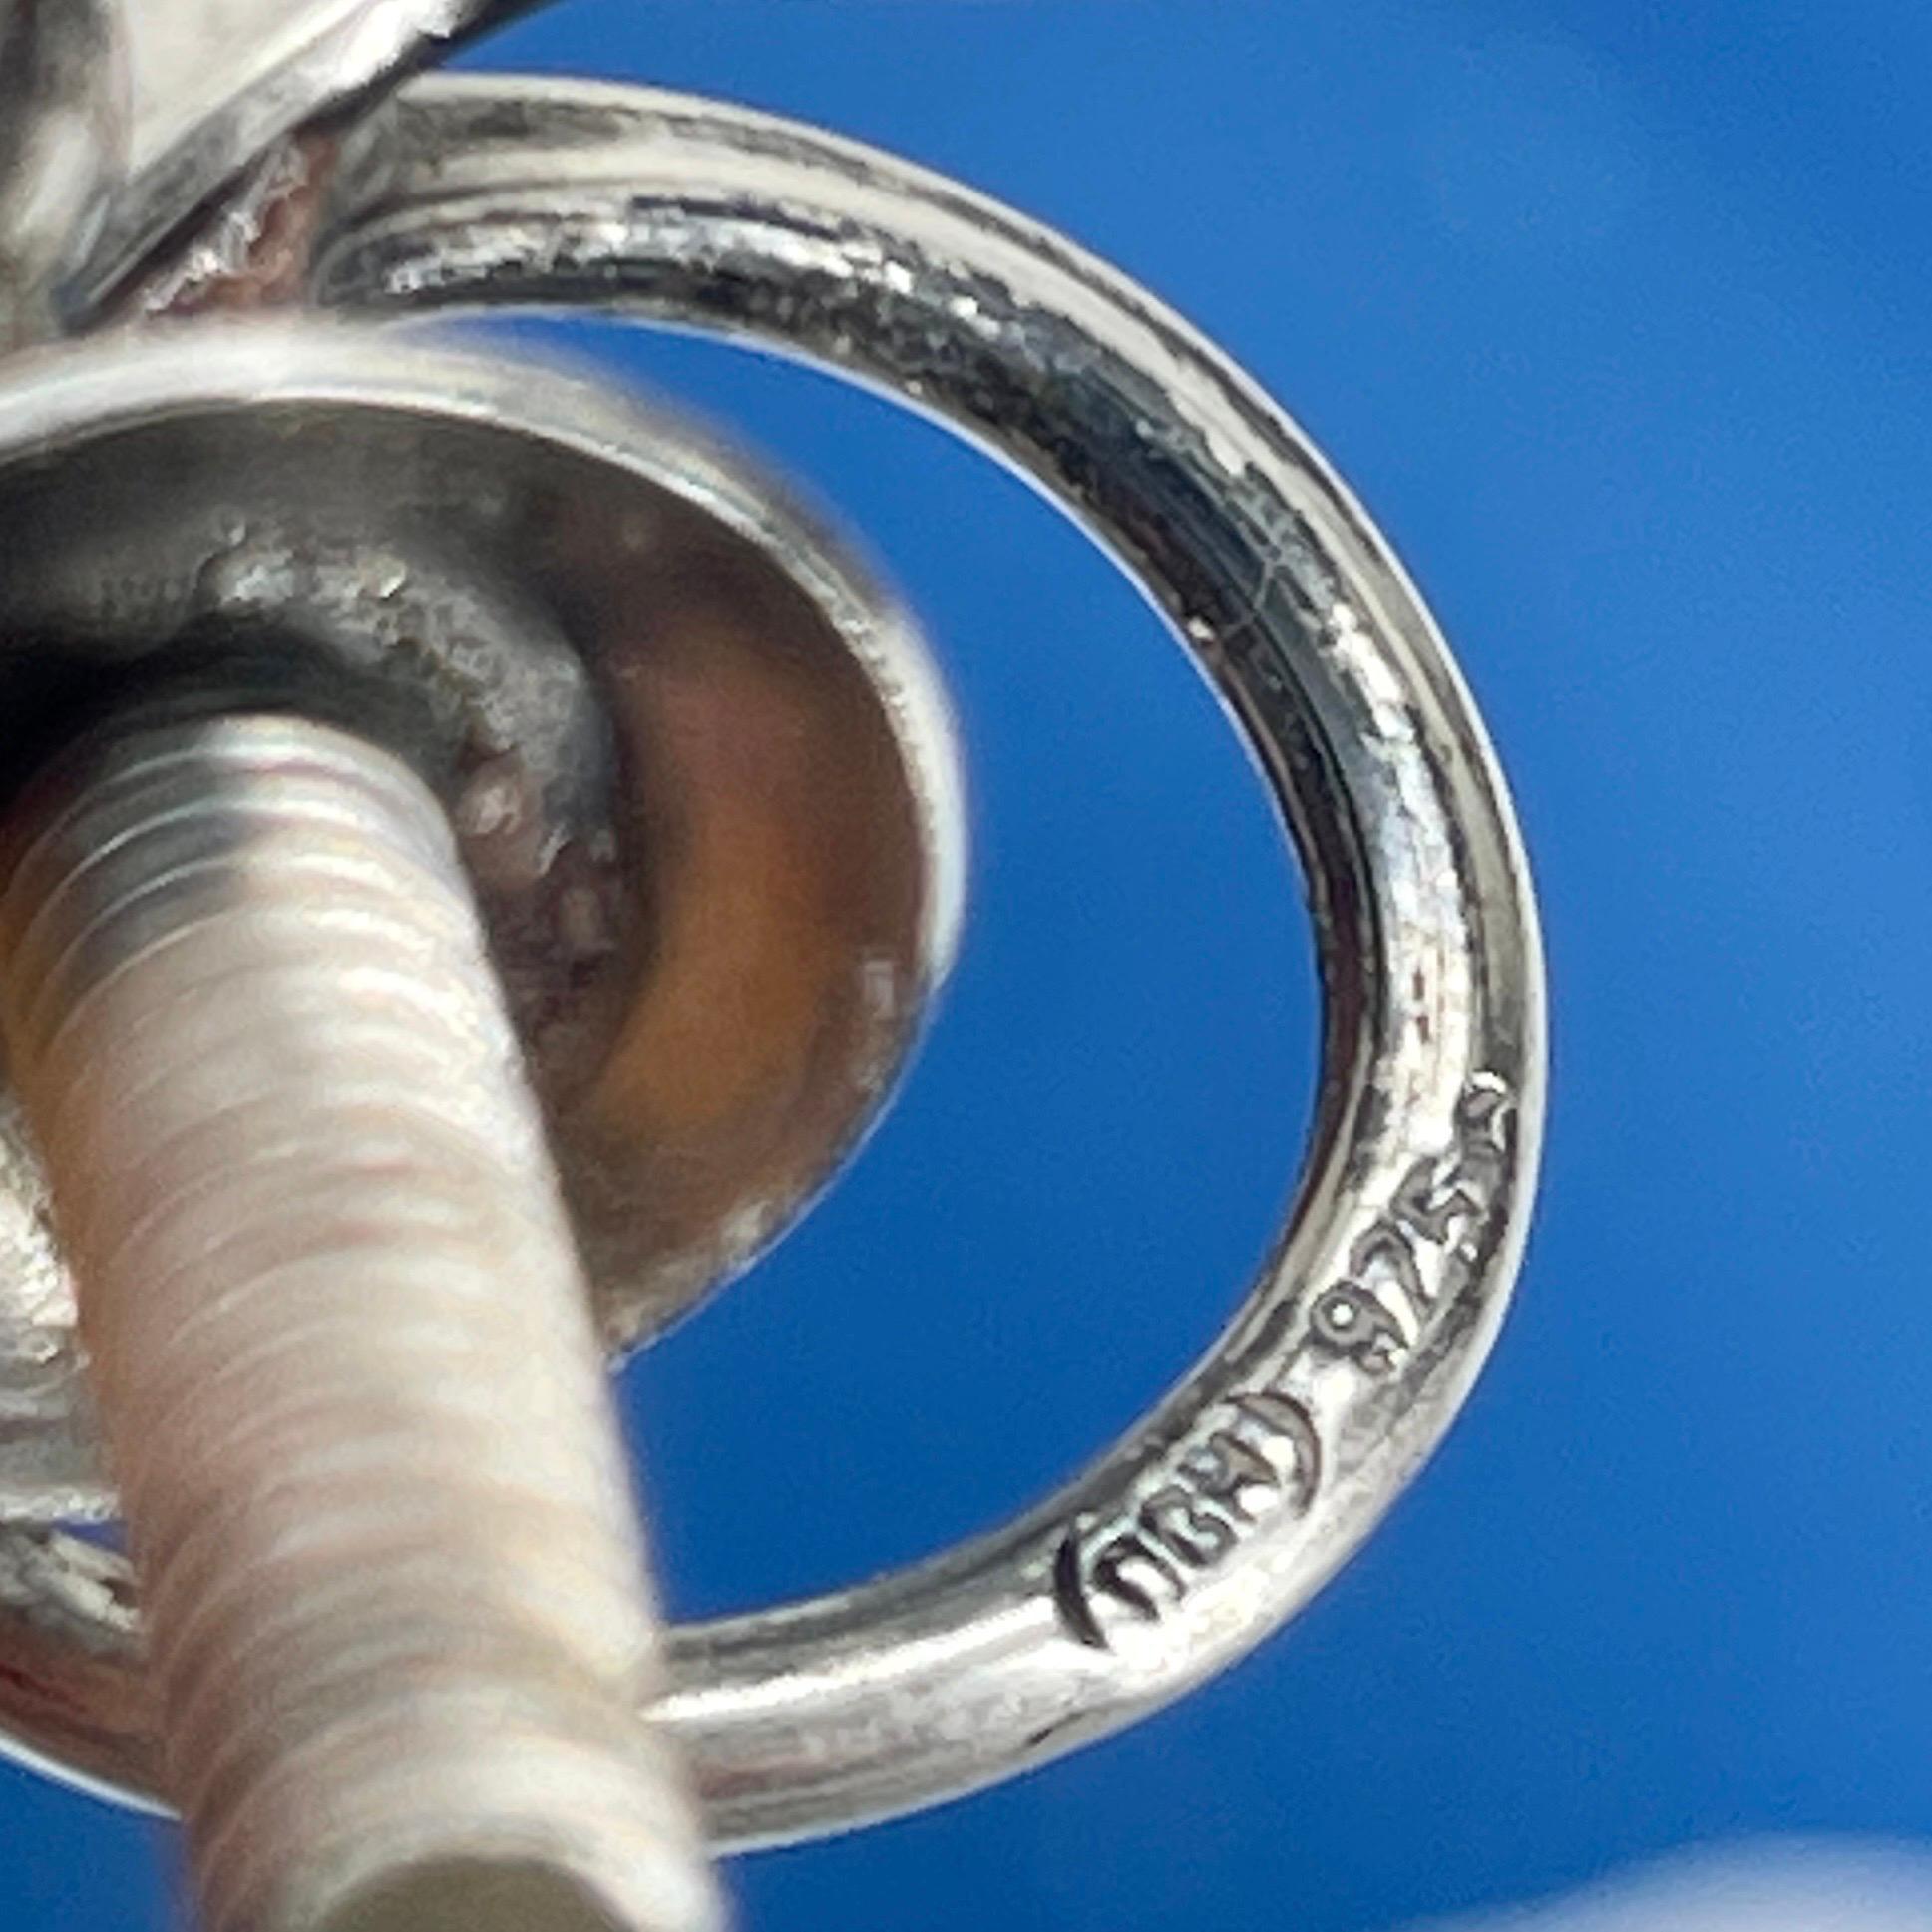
[1054,1073,1516,1650]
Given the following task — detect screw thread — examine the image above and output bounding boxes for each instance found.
[0,711,719,1932]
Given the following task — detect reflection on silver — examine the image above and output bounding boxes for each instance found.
[0,73,1545,1851]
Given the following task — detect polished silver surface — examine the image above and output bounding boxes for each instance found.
[0,710,718,1932]
[67,0,527,317]
[0,320,964,1532]
[0,77,1545,1846]
[0,0,127,349]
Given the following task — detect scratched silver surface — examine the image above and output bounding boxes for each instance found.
[0,74,1546,1846]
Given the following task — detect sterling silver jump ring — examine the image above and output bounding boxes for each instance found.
[0,73,1545,1851]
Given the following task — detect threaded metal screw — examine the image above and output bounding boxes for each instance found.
[0,708,721,1932]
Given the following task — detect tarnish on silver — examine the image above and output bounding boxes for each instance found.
[0,70,1545,1854]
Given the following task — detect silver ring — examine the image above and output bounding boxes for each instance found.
[0,76,1546,1847]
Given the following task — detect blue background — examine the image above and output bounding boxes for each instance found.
[12,3,1932,1926]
